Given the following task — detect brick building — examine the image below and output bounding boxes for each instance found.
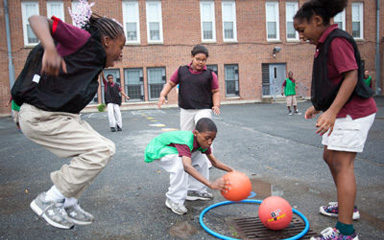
[0,0,383,115]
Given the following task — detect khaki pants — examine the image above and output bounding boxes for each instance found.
[286,95,297,107]
[19,104,116,198]
[157,151,209,204]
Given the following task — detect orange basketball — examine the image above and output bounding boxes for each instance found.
[220,171,252,201]
[258,196,293,230]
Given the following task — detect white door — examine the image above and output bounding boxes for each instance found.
[269,64,286,96]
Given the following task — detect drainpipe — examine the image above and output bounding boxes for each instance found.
[375,0,381,95]
[4,0,15,89]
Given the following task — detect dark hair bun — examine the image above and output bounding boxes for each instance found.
[316,0,347,18]
[191,44,209,57]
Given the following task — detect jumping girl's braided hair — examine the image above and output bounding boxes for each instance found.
[85,14,124,40]
[69,0,124,40]
[294,0,348,25]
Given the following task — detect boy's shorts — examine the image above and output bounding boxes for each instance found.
[322,113,376,152]
[286,95,297,106]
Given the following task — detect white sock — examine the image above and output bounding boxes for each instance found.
[45,185,65,202]
[64,197,78,208]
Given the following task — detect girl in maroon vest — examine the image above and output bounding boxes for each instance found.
[157,44,220,201]
[12,1,125,229]
[294,0,376,239]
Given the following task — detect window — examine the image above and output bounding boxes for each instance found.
[47,1,64,20]
[286,2,298,40]
[200,1,216,42]
[21,2,39,46]
[146,1,163,43]
[266,1,280,41]
[222,1,237,42]
[124,68,144,101]
[207,64,218,76]
[147,67,165,100]
[333,10,345,30]
[123,1,140,44]
[352,2,363,39]
[224,64,239,97]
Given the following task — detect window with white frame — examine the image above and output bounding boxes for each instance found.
[123,1,140,44]
[266,1,280,41]
[21,2,39,46]
[286,1,298,40]
[200,1,216,42]
[47,1,64,20]
[333,10,345,30]
[146,1,163,43]
[124,68,144,101]
[222,1,237,42]
[352,2,364,39]
[225,64,239,97]
[147,67,165,100]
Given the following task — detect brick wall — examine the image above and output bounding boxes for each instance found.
[0,0,382,115]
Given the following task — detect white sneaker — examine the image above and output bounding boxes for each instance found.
[65,202,94,225]
[165,199,187,215]
[30,192,74,229]
[310,227,359,240]
[319,202,360,220]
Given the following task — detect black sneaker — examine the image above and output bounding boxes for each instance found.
[116,126,122,131]
[110,127,116,132]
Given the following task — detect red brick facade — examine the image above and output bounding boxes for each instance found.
[0,0,383,115]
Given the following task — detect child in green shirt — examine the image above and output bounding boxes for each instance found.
[145,118,233,215]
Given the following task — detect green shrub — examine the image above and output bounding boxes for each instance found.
[97,103,106,112]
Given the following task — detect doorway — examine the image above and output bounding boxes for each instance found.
[262,63,286,97]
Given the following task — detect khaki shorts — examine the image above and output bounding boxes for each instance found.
[322,113,376,152]
[286,95,297,106]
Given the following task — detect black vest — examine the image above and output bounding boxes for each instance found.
[312,28,374,111]
[178,65,213,109]
[11,33,106,113]
[105,82,122,105]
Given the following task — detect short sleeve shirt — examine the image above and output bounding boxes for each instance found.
[51,16,91,57]
[316,24,377,119]
[169,136,212,158]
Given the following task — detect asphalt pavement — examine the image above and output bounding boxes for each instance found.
[0,97,383,240]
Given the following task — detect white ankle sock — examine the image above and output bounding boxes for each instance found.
[64,197,78,208]
[45,185,65,202]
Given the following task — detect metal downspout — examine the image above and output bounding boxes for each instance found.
[375,0,381,95]
[4,0,15,90]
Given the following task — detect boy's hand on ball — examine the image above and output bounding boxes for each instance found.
[210,177,225,191]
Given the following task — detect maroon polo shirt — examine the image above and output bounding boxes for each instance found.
[282,77,295,87]
[51,16,91,57]
[316,24,377,119]
[169,136,212,158]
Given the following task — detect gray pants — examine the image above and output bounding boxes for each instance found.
[19,104,116,198]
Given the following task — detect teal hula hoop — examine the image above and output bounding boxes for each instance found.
[199,199,310,240]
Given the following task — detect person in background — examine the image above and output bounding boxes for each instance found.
[281,71,300,116]
[101,73,130,132]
